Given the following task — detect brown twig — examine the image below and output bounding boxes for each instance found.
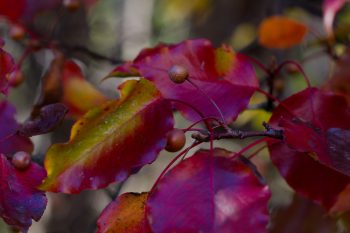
[191,122,283,142]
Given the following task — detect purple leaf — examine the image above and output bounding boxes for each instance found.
[0,154,47,232]
[147,148,270,233]
[19,103,68,137]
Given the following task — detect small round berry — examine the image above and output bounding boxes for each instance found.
[165,129,186,152]
[12,151,31,170]
[63,0,80,11]
[168,65,189,84]
[9,24,25,41]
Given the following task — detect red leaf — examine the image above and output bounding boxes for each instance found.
[268,88,350,213]
[147,148,271,233]
[0,0,98,23]
[97,192,151,233]
[0,154,47,231]
[109,39,258,123]
[0,0,26,22]
[0,47,16,95]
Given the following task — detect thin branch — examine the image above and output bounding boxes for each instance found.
[59,44,124,64]
[191,122,283,142]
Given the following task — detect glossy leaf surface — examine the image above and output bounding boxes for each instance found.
[0,47,16,95]
[258,16,308,49]
[97,192,151,233]
[109,39,258,123]
[147,148,271,233]
[0,154,47,231]
[268,88,350,212]
[41,79,174,193]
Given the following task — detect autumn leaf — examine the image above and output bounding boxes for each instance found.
[268,88,350,214]
[19,103,68,137]
[61,60,108,118]
[0,154,47,232]
[147,148,271,233]
[0,47,16,95]
[0,0,25,22]
[40,78,174,193]
[33,54,107,118]
[0,100,33,156]
[258,16,308,49]
[0,0,98,24]
[109,39,258,123]
[97,192,151,233]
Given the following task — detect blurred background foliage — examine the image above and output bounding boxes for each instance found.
[1,0,349,232]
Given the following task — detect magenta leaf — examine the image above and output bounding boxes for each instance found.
[0,101,19,139]
[109,39,258,123]
[147,148,271,233]
[0,154,47,232]
[0,100,33,155]
[19,103,68,137]
[268,88,350,212]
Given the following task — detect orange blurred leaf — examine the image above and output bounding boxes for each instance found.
[258,16,308,49]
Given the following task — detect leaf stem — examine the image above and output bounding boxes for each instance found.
[191,122,284,142]
[149,141,202,194]
[275,60,311,88]
[229,138,268,160]
[186,78,227,128]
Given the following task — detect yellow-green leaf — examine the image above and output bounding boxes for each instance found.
[40,79,174,193]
